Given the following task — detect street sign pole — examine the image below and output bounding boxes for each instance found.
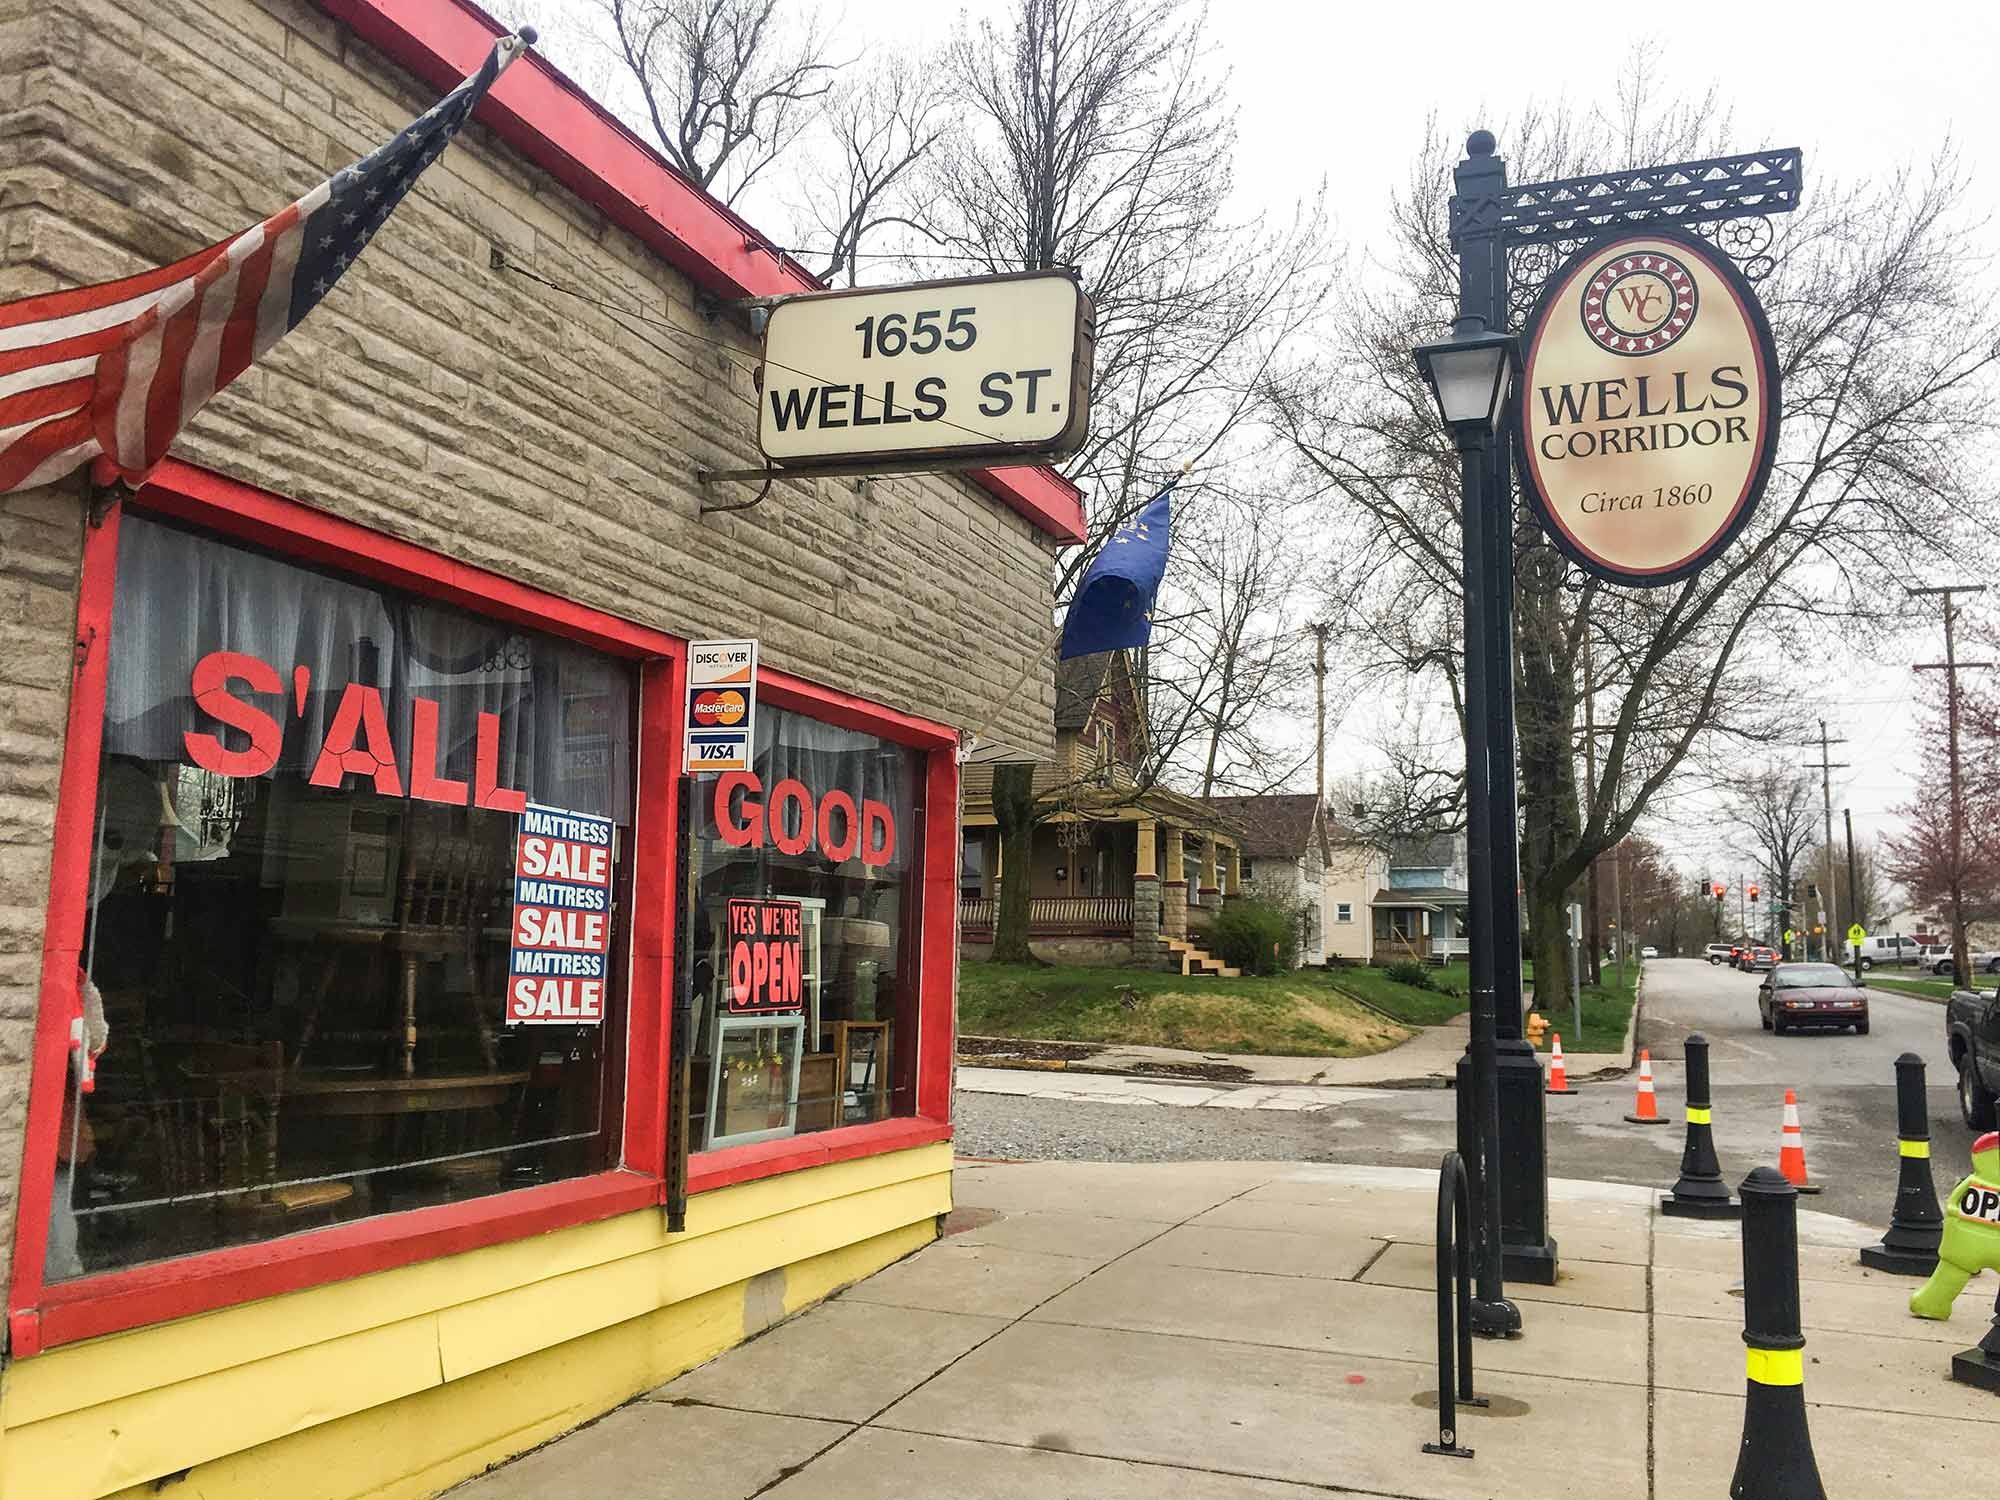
[1436,131,1800,1305]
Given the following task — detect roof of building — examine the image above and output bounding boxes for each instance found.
[312,0,1084,543]
[1388,833,1461,871]
[1203,794,1326,858]
[1371,885,1470,909]
[1054,654,1115,731]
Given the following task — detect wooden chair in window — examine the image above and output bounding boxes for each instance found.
[391,812,499,1075]
[181,1041,356,1225]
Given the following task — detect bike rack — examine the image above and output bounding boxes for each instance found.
[1423,1151,1486,1459]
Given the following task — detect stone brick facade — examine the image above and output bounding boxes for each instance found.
[0,0,1061,1322]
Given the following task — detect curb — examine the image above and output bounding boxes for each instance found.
[953,1055,1455,1091]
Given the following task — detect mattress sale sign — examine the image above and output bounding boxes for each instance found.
[1516,228,1780,587]
[507,804,617,1025]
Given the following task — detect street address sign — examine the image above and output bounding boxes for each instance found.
[1517,228,1781,587]
[757,270,1094,471]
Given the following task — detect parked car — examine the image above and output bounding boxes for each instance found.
[1931,948,2000,978]
[1746,945,1779,972]
[1705,943,1733,965]
[1760,963,1869,1035]
[1849,934,1925,970]
[1641,945,1659,959]
[1946,984,2000,1128]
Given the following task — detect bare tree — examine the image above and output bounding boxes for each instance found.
[1724,765,1820,952]
[602,0,839,203]
[788,55,948,285]
[1271,86,2000,1001]
[923,0,1334,586]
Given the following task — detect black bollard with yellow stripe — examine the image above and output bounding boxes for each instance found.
[1859,1052,1944,1275]
[1731,1167,1827,1500]
[1662,1032,1741,1220]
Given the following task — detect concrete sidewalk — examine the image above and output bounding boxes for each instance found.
[444,1159,2000,1499]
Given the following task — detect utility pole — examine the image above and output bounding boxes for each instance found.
[1311,621,1331,813]
[1802,721,1850,960]
[1845,807,1864,985]
[1909,584,1993,986]
[1582,614,1601,985]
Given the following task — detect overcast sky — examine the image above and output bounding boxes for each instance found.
[513,0,2000,877]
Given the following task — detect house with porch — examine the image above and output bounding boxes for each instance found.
[1372,832,1472,964]
[959,653,1245,971]
[1204,795,1386,967]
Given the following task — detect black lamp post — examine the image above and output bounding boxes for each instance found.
[1414,299,1522,1337]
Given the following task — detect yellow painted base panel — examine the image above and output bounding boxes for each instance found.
[1,1143,952,1500]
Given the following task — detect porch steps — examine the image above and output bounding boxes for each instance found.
[1163,936,1241,979]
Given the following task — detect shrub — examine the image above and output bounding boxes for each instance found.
[1383,959,1436,991]
[1208,897,1299,976]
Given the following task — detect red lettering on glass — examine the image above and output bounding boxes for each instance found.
[716,772,762,848]
[862,800,895,867]
[473,710,528,813]
[308,682,405,795]
[710,773,897,865]
[768,778,812,857]
[184,650,282,778]
[408,696,470,805]
[816,788,859,863]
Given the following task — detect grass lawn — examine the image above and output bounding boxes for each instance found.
[1868,972,2000,1004]
[957,962,1412,1057]
[1327,957,1636,1055]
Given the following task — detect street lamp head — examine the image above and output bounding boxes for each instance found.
[1413,326,1520,440]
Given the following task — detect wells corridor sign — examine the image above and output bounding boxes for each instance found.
[1516,228,1780,587]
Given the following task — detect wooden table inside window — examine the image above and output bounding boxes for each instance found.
[277,1070,531,1117]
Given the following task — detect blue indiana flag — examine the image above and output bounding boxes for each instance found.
[1058,479,1176,660]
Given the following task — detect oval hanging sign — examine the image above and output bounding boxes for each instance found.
[1516,228,1780,587]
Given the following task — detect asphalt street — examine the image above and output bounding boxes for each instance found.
[954,957,1982,1226]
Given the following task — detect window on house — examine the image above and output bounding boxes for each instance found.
[51,514,635,1282]
[1241,858,1254,879]
[1336,903,1353,922]
[687,707,922,1151]
[959,834,986,902]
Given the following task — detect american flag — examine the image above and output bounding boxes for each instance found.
[0,29,533,495]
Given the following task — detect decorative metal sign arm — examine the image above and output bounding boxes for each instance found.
[1450,147,1805,249]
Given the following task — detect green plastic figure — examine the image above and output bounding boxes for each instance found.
[1911,1131,2000,1319]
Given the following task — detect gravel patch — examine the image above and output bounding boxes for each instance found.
[953,1089,1383,1163]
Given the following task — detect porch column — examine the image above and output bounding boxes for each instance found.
[1162,823,1188,940]
[1226,844,1242,898]
[1133,819,1161,958]
[1199,834,1220,908]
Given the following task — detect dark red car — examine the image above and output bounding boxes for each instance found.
[1758,962,1870,1036]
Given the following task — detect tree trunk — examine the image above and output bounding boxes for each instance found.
[1529,883,1573,1027]
[990,761,1040,965]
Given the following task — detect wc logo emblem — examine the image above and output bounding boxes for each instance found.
[1582,252,1698,355]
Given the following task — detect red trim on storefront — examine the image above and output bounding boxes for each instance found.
[307,0,1086,546]
[8,506,123,1358]
[687,1117,952,1194]
[18,1171,659,1356]
[917,751,961,1120]
[8,461,962,1355]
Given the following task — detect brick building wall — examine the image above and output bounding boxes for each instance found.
[0,0,1060,1320]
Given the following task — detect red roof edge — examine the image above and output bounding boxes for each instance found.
[311,0,1087,546]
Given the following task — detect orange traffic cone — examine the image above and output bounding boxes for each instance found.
[1778,1088,1823,1194]
[1625,1048,1670,1124]
[1547,1033,1575,1095]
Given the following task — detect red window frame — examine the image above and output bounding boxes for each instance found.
[7,459,957,1356]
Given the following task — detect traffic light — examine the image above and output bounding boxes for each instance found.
[1712,881,1726,902]
[1749,882,1761,902]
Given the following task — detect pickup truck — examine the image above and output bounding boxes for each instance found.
[1945,986,2000,1129]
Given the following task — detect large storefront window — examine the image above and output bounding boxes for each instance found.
[688,708,922,1150]
[49,514,635,1280]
